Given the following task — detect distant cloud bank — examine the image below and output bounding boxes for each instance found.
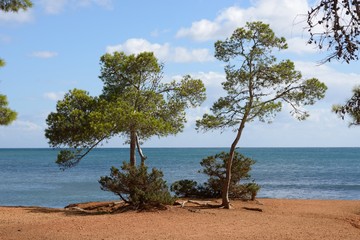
[106,38,214,63]
[0,9,33,23]
[31,51,58,59]
[176,0,309,41]
[38,0,114,14]
[43,91,65,101]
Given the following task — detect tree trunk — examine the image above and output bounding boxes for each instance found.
[222,111,249,209]
[129,130,136,166]
[135,133,147,166]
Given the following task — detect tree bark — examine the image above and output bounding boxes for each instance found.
[221,121,246,209]
[135,133,147,166]
[129,130,136,166]
[222,102,251,209]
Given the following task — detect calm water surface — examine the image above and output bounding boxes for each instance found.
[0,148,359,208]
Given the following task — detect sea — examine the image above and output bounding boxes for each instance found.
[0,148,359,208]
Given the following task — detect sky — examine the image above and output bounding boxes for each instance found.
[0,0,359,148]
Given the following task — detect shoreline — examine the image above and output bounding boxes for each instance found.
[1,197,360,209]
[1,197,359,209]
[1,198,359,240]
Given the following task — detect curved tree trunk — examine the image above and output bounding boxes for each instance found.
[130,130,136,166]
[221,121,246,209]
[135,133,147,166]
[222,101,251,209]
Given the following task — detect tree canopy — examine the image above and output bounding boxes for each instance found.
[307,0,360,63]
[196,22,327,209]
[0,94,17,125]
[0,0,32,12]
[45,51,206,169]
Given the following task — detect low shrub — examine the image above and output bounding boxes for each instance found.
[170,179,198,197]
[230,182,261,200]
[99,162,174,210]
[171,151,260,200]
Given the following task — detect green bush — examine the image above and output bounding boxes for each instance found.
[230,182,261,200]
[170,179,198,197]
[99,162,174,210]
[171,151,260,200]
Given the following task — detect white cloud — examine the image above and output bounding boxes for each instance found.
[286,37,318,54]
[177,63,360,147]
[306,107,339,127]
[13,120,42,131]
[77,0,113,9]
[150,28,170,37]
[0,9,33,23]
[295,61,360,105]
[181,71,226,125]
[106,38,170,60]
[191,71,224,88]
[172,47,213,63]
[177,19,223,42]
[106,38,214,63]
[39,0,113,14]
[31,51,58,58]
[169,71,225,107]
[93,0,113,9]
[43,91,65,101]
[176,0,309,42]
[39,0,67,14]
[184,106,210,128]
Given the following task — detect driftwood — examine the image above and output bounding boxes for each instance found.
[67,206,94,213]
[243,207,263,212]
[175,200,218,208]
[65,201,125,214]
[176,200,264,210]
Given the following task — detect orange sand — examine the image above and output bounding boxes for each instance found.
[0,199,359,240]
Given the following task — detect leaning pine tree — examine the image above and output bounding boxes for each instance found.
[196,22,327,209]
[45,51,206,208]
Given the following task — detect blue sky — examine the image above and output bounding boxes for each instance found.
[0,0,359,148]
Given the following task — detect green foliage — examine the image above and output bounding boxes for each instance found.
[333,86,360,126]
[45,51,206,168]
[45,89,124,168]
[0,0,32,12]
[0,58,17,126]
[196,22,326,208]
[171,151,260,200]
[197,22,327,132]
[0,94,17,126]
[99,162,174,210]
[231,182,261,201]
[46,89,101,147]
[170,179,198,197]
[99,52,205,141]
[214,21,288,62]
[100,51,163,98]
[199,151,258,199]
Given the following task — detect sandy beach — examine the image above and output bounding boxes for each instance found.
[0,199,359,240]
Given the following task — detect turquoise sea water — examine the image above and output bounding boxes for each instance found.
[0,148,359,208]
